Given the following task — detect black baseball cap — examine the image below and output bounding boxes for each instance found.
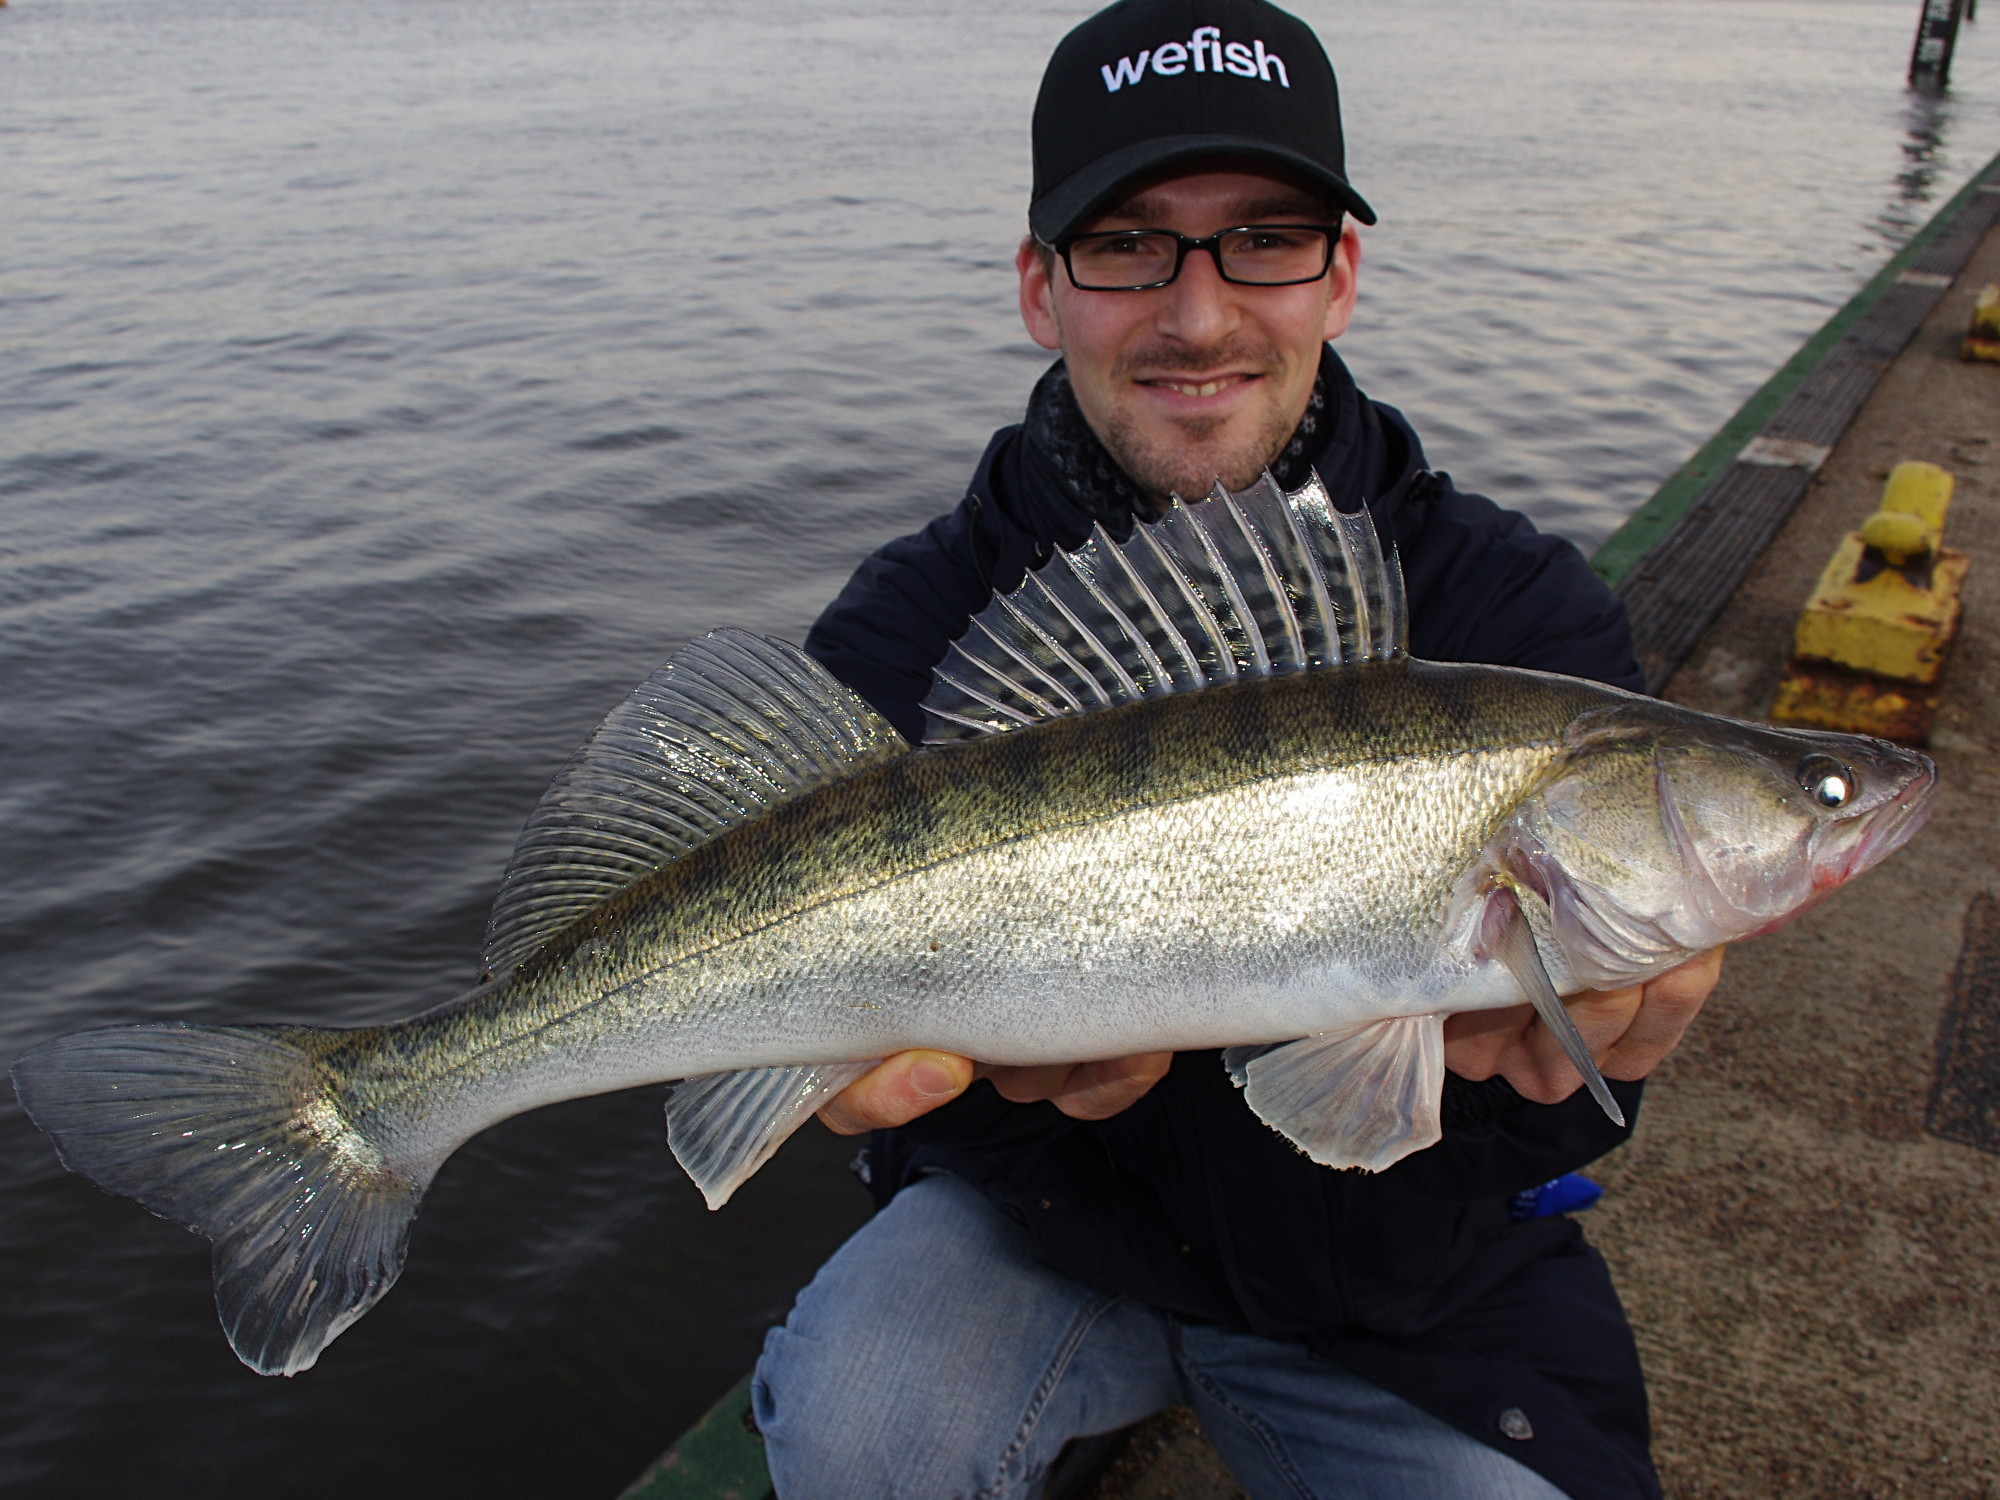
[1029,0,1375,244]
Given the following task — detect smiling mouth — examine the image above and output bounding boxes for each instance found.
[1142,373,1255,398]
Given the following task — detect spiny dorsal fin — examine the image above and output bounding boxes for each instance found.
[482,629,906,975]
[920,470,1406,743]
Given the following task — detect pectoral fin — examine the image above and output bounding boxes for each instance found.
[664,1061,879,1209]
[1225,1015,1446,1172]
[1491,887,1626,1128]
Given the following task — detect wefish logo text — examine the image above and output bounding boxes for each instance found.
[1100,27,1289,92]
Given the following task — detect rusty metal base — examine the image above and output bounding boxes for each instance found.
[1768,657,1943,744]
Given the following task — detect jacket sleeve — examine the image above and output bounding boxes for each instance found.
[1388,1072,1646,1199]
[858,1083,1086,1212]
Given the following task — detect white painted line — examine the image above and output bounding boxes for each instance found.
[1738,436,1833,472]
[1898,269,1954,288]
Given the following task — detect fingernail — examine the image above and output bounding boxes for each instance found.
[910,1060,961,1097]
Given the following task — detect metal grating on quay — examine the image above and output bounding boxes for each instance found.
[1928,891,2000,1155]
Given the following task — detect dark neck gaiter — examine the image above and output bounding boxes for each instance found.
[1020,354,1332,529]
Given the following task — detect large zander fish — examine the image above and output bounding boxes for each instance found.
[14,474,1934,1377]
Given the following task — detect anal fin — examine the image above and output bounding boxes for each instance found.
[665,1061,878,1209]
[1225,1015,1445,1172]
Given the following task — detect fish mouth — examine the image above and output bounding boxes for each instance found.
[1735,749,1937,937]
[1810,751,1937,892]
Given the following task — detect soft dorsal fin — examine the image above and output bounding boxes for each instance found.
[920,470,1406,742]
[482,629,907,975]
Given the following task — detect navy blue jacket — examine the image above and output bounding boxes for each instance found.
[804,351,1660,1500]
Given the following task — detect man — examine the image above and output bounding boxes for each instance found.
[752,2,1720,1496]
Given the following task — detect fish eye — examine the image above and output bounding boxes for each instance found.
[1797,753,1856,809]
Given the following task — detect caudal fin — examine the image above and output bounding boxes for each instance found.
[11,1022,428,1376]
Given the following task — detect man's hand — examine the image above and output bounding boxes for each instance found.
[1441,949,1724,1104]
[818,1051,1174,1136]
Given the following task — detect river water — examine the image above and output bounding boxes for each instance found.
[2,0,1996,1493]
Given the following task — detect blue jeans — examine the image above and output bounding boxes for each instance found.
[752,1174,1568,1500]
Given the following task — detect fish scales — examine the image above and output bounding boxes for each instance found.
[313,662,1592,1164]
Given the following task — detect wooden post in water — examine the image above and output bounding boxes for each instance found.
[1911,0,1970,87]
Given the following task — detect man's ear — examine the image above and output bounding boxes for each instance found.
[1321,224,1361,342]
[1017,235,1063,351]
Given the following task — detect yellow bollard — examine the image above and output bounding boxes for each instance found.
[1769,461,1969,743]
[1966,284,2000,362]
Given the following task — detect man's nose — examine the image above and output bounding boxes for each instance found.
[1154,242,1237,346]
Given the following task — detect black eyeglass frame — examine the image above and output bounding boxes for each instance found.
[1048,220,1346,292]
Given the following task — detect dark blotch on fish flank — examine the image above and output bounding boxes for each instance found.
[407,659,1632,1056]
[1107,701,1160,805]
[413,659,1628,1108]
[552,659,1612,975]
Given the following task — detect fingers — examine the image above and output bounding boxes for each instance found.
[1600,948,1724,1080]
[819,1050,1178,1136]
[1444,948,1728,1105]
[1046,1053,1174,1120]
[817,1051,974,1136]
[1507,983,1643,1103]
[1441,1005,1534,1081]
[989,1053,1175,1120]
[987,1063,1078,1106]
[1454,990,1641,1105]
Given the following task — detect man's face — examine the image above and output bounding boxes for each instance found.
[1017,166,1359,504]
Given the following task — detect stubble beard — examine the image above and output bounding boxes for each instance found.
[1088,341,1305,506]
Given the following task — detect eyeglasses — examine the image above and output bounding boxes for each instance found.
[1051,221,1343,291]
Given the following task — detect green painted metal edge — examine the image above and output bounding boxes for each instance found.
[1590,148,2000,586]
[618,1375,773,1500]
